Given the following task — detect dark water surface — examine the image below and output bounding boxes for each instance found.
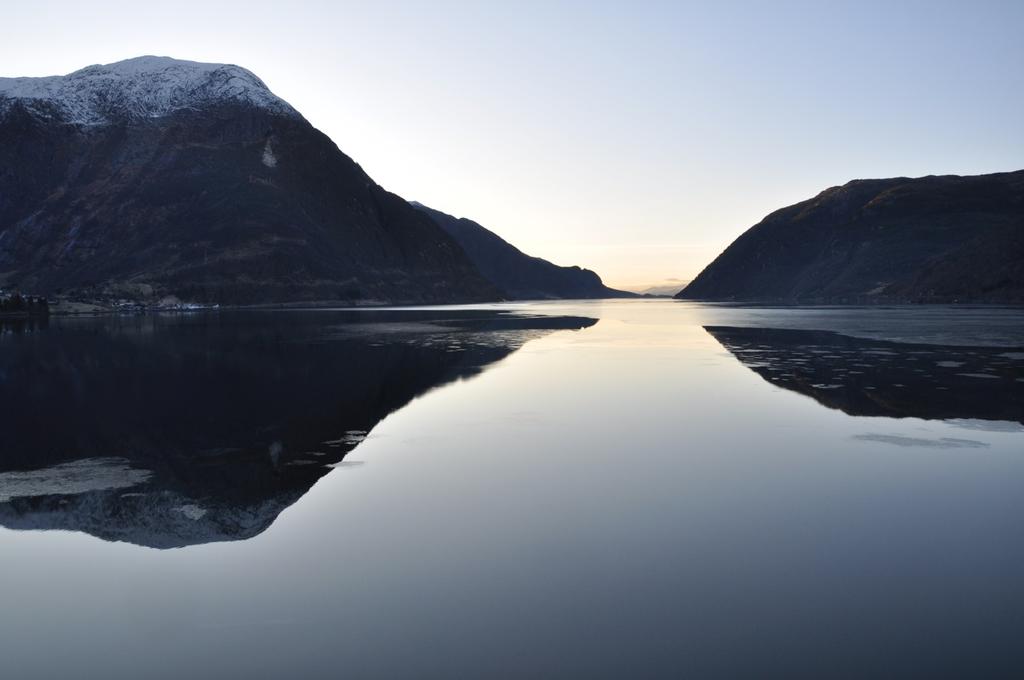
[1,301,1022,678]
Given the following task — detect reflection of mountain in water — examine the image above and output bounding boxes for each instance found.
[706,326,1024,423]
[0,310,596,548]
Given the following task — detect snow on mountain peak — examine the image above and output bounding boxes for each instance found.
[0,56,299,125]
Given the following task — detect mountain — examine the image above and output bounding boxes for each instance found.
[411,202,634,300]
[678,170,1024,303]
[638,281,689,296]
[0,56,499,305]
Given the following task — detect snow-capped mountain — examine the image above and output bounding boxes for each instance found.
[0,56,499,305]
[0,56,298,125]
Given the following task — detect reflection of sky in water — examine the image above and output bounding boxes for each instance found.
[0,300,1022,679]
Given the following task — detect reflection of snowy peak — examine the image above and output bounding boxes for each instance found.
[0,486,306,550]
[0,55,299,124]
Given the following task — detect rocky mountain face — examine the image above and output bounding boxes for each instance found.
[678,171,1024,303]
[0,56,499,305]
[411,202,634,300]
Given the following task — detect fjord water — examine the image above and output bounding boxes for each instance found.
[1,301,1022,678]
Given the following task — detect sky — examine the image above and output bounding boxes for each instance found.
[2,1,1022,291]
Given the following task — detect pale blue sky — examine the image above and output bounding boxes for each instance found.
[3,1,1021,289]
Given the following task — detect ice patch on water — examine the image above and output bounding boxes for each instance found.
[0,457,152,502]
[852,434,989,449]
[947,419,1024,433]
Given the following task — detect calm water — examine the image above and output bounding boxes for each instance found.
[1,300,1022,678]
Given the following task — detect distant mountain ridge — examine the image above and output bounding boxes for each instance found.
[638,282,689,297]
[678,170,1024,303]
[411,202,634,300]
[0,56,499,305]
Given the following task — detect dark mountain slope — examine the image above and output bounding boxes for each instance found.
[411,202,634,300]
[0,57,499,305]
[677,170,1024,303]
